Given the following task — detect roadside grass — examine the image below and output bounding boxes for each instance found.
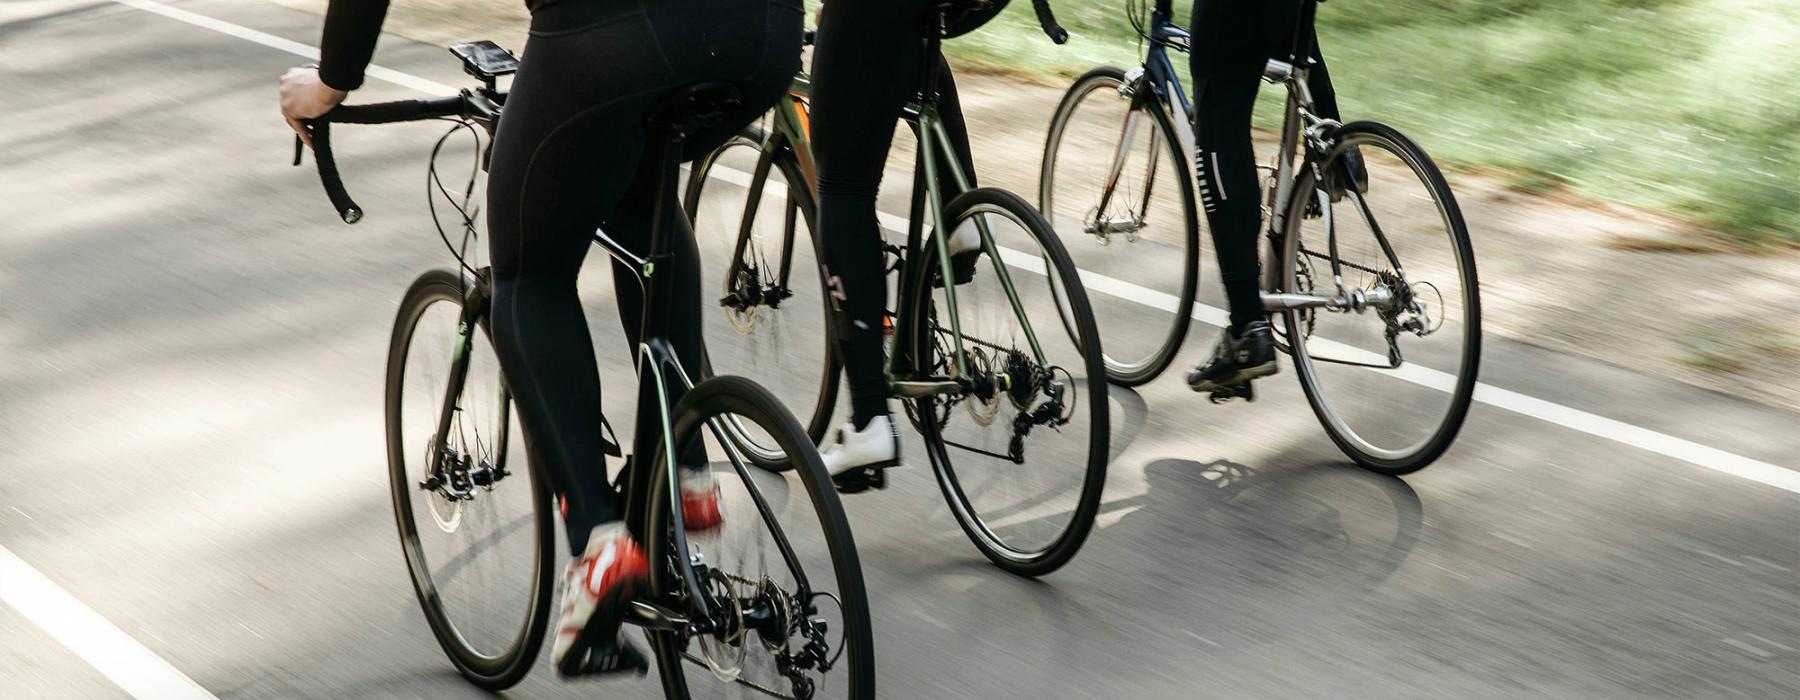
[946,0,1798,246]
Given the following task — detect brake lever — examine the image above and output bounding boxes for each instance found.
[292,134,304,166]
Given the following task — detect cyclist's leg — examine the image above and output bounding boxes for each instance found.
[1189,73,1265,332]
[1185,0,1282,390]
[1307,41,1341,122]
[811,0,934,429]
[486,7,675,555]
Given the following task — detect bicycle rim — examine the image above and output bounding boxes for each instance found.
[1279,123,1481,474]
[385,269,552,690]
[645,376,874,699]
[688,129,838,470]
[1041,66,1200,386]
[907,188,1110,577]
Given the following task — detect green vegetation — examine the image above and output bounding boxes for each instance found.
[950,0,1799,244]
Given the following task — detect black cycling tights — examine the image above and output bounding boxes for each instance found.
[486,0,800,553]
[1189,0,1339,332]
[811,0,985,428]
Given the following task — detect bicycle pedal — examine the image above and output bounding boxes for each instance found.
[1207,382,1255,404]
[830,465,892,494]
[558,635,649,679]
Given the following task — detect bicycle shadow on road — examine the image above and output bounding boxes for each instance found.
[1082,453,1424,648]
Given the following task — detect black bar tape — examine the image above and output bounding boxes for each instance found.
[307,120,363,224]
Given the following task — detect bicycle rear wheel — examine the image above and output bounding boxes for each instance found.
[904,188,1110,577]
[385,269,553,690]
[1277,122,1481,474]
[1041,66,1202,386]
[644,375,874,699]
[686,127,838,471]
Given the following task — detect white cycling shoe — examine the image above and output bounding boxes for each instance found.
[822,414,901,494]
[938,220,984,287]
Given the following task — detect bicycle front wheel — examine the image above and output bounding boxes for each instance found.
[686,127,838,471]
[1278,122,1481,474]
[644,375,874,699]
[904,188,1110,577]
[1041,66,1202,386]
[385,269,553,690]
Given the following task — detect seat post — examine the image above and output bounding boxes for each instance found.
[919,10,946,103]
[638,122,685,351]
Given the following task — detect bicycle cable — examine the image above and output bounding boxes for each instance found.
[1126,0,1150,46]
[425,117,486,284]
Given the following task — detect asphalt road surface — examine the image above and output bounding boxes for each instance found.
[3,1,1797,698]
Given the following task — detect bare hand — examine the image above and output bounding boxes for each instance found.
[278,66,347,147]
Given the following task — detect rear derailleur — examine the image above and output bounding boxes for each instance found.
[1005,362,1076,463]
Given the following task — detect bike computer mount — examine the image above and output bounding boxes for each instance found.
[449,41,518,90]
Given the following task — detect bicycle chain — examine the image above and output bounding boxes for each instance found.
[1299,245,1388,278]
[681,652,795,699]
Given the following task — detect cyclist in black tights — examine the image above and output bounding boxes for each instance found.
[1184,0,1359,393]
[280,0,801,677]
[810,0,1004,481]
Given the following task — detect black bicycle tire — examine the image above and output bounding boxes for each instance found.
[643,375,876,698]
[1040,66,1200,387]
[904,187,1111,577]
[383,268,554,690]
[686,126,841,471]
[1280,121,1481,475]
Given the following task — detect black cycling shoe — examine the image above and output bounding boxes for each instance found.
[951,250,981,285]
[932,225,983,288]
[1323,147,1368,202]
[1186,319,1279,393]
[1306,147,1369,219]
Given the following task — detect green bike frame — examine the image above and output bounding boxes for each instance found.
[765,60,1051,400]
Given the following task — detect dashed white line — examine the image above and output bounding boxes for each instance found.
[1720,637,1775,660]
[1695,549,1747,567]
[1745,634,1795,654]
[1183,630,1223,648]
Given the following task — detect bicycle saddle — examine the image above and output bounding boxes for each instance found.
[645,82,743,135]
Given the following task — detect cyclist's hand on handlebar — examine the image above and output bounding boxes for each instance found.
[278,66,346,147]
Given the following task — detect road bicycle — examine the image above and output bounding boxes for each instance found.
[293,42,873,699]
[1039,0,1480,474]
[685,1,1109,577]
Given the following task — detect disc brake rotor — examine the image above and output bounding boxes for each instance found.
[697,569,749,681]
[965,348,1001,426]
[422,440,464,532]
[725,266,762,336]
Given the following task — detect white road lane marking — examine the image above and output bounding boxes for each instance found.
[0,546,218,699]
[26,2,1795,695]
[112,0,455,95]
[116,0,1800,496]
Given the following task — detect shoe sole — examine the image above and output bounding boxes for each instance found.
[932,250,981,288]
[1187,361,1279,393]
[831,460,900,494]
[557,577,646,678]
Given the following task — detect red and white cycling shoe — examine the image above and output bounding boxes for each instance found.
[680,467,724,533]
[553,523,649,678]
